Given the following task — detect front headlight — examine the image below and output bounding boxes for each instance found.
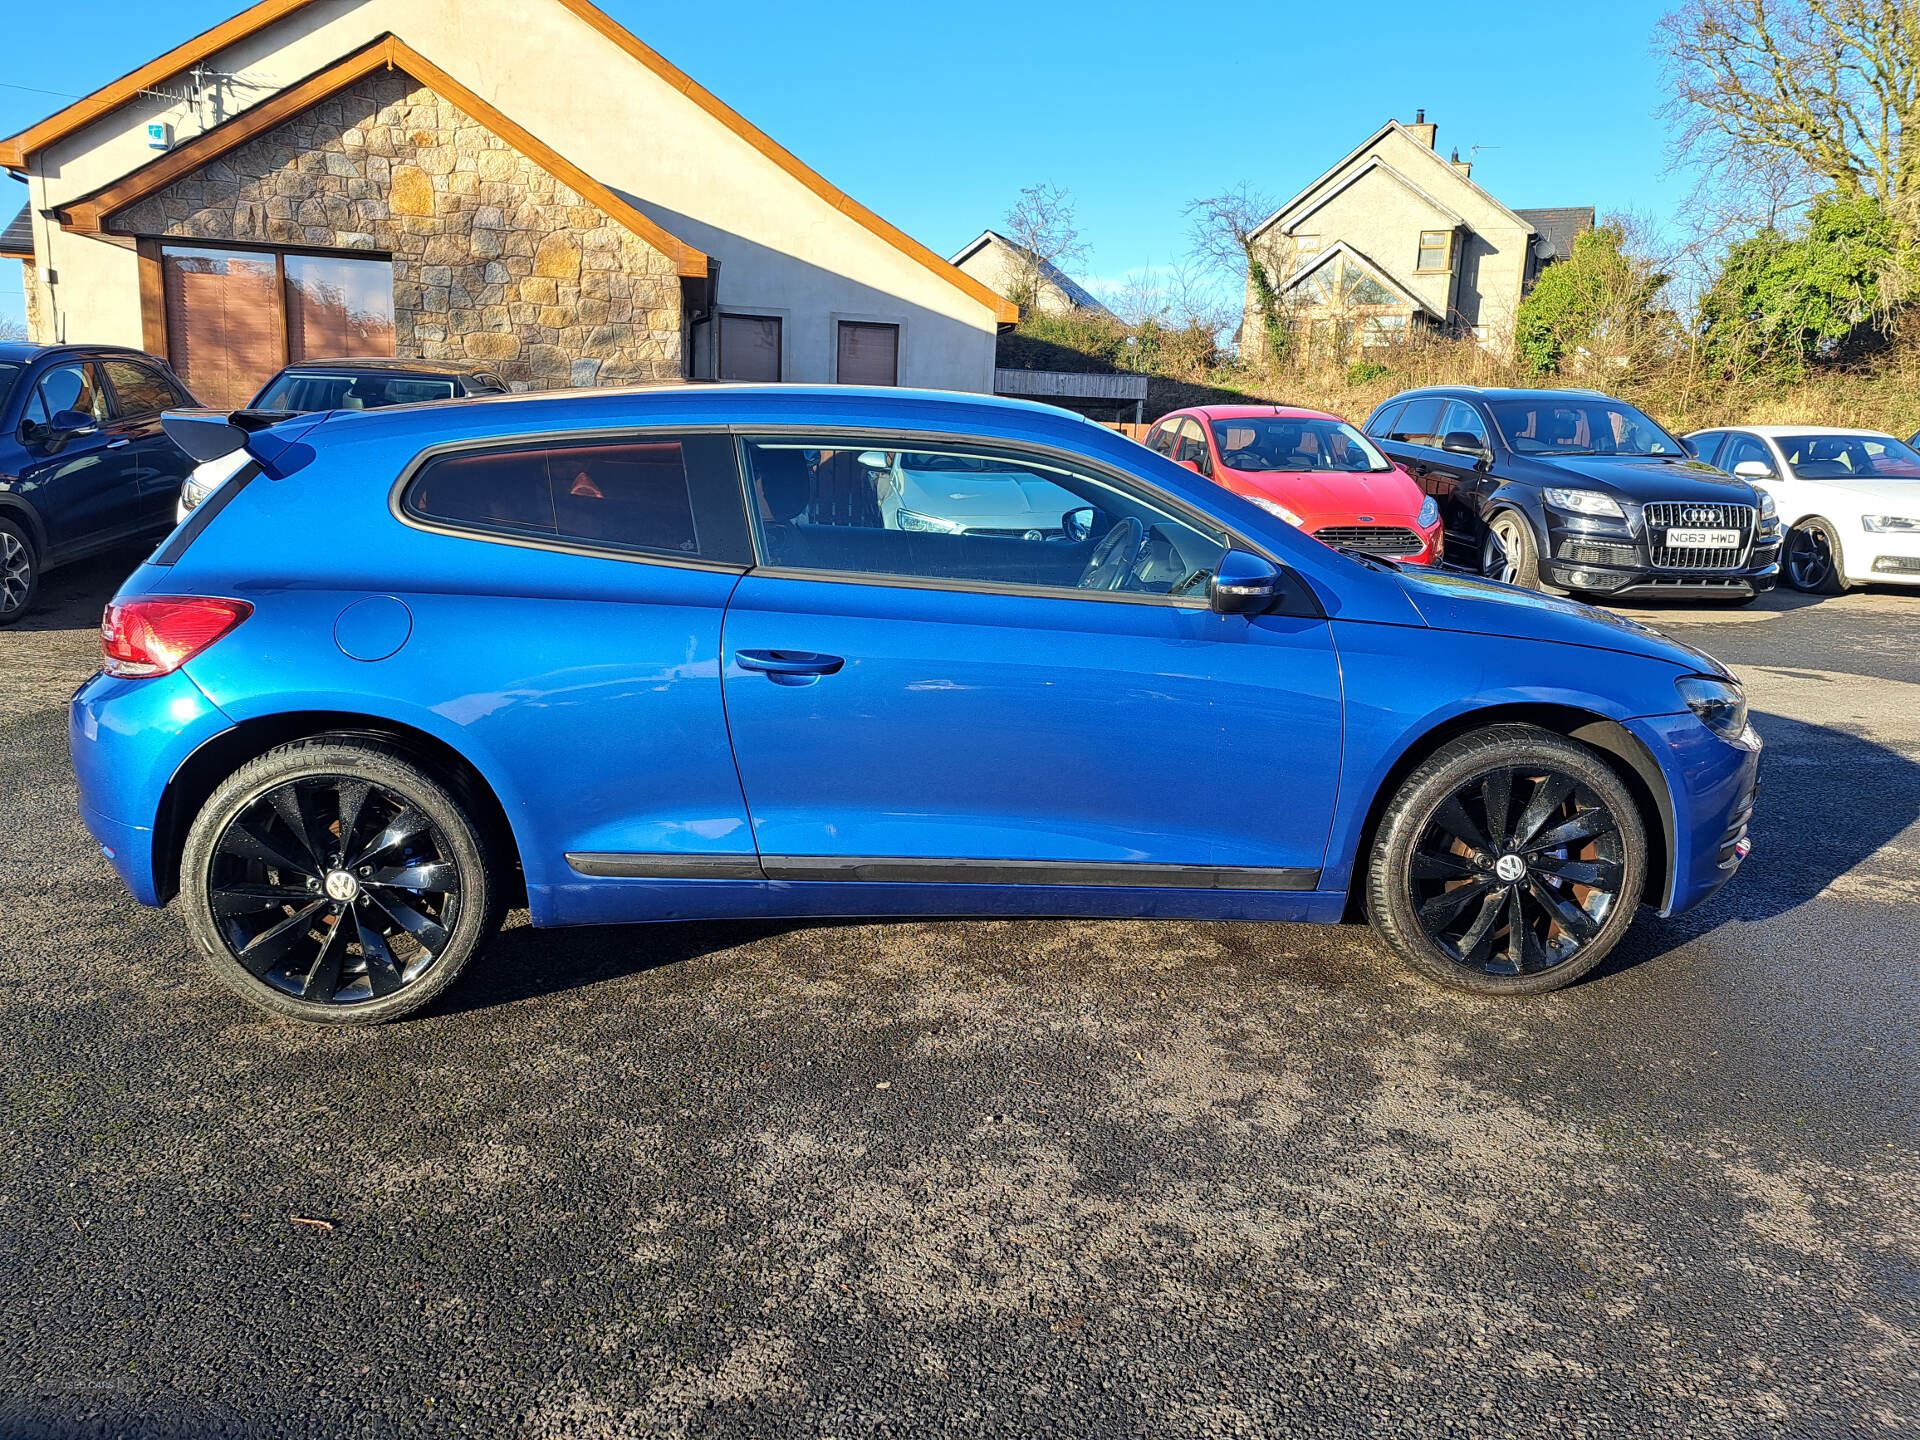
[1757,488,1777,518]
[180,449,253,513]
[1417,495,1440,529]
[1676,674,1749,742]
[1861,514,1920,532]
[896,507,966,534]
[1249,496,1304,527]
[1542,486,1626,519]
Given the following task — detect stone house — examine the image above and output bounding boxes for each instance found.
[1242,113,1591,363]
[2,1,1015,406]
[949,231,1116,320]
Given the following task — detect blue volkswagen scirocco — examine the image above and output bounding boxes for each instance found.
[69,386,1760,1024]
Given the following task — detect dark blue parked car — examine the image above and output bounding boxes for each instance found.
[0,342,199,624]
[70,386,1761,1024]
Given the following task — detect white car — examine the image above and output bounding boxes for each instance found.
[1684,425,1920,593]
[861,449,1084,539]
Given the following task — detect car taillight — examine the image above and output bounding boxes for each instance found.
[100,597,252,678]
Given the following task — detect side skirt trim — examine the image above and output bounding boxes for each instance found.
[566,852,1321,891]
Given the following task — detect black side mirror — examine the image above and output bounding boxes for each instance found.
[1440,431,1491,465]
[37,408,99,451]
[1062,506,1099,543]
[1209,549,1282,615]
[1679,436,1700,458]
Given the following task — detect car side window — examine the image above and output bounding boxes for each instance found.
[1365,401,1405,439]
[739,436,1229,602]
[405,434,750,561]
[20,362,110,445]
[1717,434,1774,476]
[1440,401,1490,449]
[1175,420,1212,474]
[1143,421,1175,457]
[101,360,179,419]
[1387,398,1446,447]
[1686,430,1723,464]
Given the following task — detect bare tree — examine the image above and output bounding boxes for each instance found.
[0,316,26,343]
[1001,182,1088,314]
[1660,0,1920,232]
[1185,185,1291,365]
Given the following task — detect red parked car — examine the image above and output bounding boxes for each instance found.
[1144,405,1442,563]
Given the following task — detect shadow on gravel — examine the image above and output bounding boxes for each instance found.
[1590,707,1920,978]
[431,916,824,1016]
[2,546,151,634]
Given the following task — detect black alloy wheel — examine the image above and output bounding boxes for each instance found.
[1785,518,1848,594]
[183,740,499,1023]
[1367,725,1647,995]
[0,518,37,625]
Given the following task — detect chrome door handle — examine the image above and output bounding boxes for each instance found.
[107,439,131,449]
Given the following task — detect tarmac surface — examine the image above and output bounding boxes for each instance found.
[2,552,1916,1438]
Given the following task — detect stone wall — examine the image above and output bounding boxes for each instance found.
[111,69,683,388]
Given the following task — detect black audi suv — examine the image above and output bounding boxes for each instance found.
[1364,387,1781,602]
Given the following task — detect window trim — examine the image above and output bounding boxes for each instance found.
[387,425,756,573]
[716,310,786,383]
[730,425,1318,614]
[1415,229,1454,275]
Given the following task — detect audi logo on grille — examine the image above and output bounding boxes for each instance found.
[1682,507,1717,523]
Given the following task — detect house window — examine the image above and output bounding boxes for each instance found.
[1290,234,1322,272]
[719,313,782,382]
[1360,314,1409,348]
[836,321,899,386]
[160,243,394,408]
[1416,230,1454,274]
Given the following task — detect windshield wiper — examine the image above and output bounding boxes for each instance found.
[1332,545,1401,572]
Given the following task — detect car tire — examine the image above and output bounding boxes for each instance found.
[1481,510,1542,591]
[0,517,40,627]
[1366,725,1648,996]
[181,739,502,1025]
[1784,518,1849,594]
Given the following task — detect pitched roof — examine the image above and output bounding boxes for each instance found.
[1283,240,1443,319]
[1251,119,1534,241]
[3,0,1017,323]
[54,35,710,279]
[1515,207,1595,264]
[949,230,1114,317]
[0,204,31,259]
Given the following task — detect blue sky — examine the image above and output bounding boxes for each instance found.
[2,0,1691,332]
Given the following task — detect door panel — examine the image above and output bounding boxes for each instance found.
[721,574,1344,877]
[16,362,131,558]
[101,359,197,529]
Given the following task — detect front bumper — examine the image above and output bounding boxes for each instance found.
[1858,525,1920,583]
[1542,514,1782,596]
[1625,711,1763,915]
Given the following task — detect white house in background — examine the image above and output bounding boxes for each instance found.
[1,0,1015,405]
[1244,112,1591,361]
[950,230,1115,320]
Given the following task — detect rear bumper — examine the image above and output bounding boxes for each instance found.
[1625,712,1763,916]
[70,668,235,907]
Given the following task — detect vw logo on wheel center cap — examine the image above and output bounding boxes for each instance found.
[324,870,360,902]
[1494,854,1527,882]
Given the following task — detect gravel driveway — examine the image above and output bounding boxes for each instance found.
[3,555,1915,1438]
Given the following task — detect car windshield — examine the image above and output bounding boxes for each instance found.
[1778,433,1920,481]
[254,371,458,412]
[1209,417,1392,473]
[0,363,19,413]
[1488,398,1683,457]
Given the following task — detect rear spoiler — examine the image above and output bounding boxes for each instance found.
[160,407,301,462]
[161,407,322,480]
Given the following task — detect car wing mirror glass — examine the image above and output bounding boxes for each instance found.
[1062,506,1098,543]
[1732,459,1775,480]
[1209,549,1282,615]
